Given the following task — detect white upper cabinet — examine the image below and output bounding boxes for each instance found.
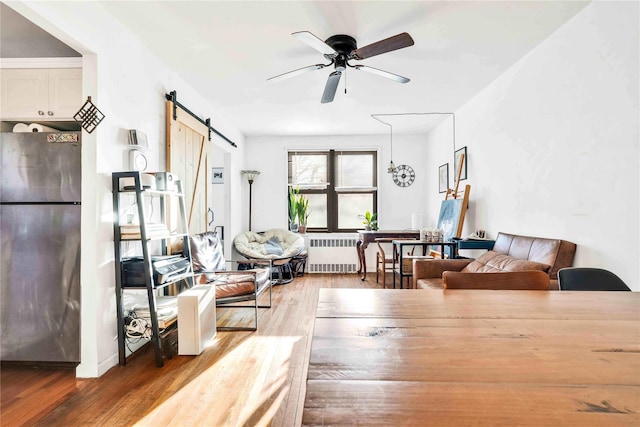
[1,68,82,120]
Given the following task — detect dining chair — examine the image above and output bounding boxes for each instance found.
[375,238,421,288]
[557,267,630,291]
[375,238,396,288]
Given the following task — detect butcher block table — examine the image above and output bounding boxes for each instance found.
[303,288,640,426]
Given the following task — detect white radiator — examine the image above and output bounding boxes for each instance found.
[307,235,359,274]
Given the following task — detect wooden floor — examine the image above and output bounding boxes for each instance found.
[0,273,380,427]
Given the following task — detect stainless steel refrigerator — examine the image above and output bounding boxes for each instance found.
[1,131,81,364]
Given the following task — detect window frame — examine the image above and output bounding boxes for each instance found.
[288,149,377,233]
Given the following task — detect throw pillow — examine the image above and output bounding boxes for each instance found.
[263,236,284,256]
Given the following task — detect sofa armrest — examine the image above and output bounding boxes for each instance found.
[412,258,473,287]
[442,271,551,290]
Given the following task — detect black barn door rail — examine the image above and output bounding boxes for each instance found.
[165,91,237,148]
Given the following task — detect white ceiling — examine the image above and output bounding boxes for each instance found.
[8,1,591,136]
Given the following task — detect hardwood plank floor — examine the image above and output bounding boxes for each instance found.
[0,273,382,427]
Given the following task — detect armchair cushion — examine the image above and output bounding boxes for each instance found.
[190,231,225,272]
[210,269,272,299]
[263,237,284,256]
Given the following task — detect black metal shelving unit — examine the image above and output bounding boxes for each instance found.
[112,171,195,367]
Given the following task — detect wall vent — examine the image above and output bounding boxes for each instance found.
[309,237,357,248]
[309,263,358,273]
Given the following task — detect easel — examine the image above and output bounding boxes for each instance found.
[445,153,470,239]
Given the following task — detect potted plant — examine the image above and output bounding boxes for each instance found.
[296,193,310,233]
[288,187,299,232]
[359,211,378,231]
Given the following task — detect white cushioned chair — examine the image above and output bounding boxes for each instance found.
[233,228,305,284]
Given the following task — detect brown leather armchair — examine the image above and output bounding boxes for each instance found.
[413,232,576,291]
[190,232,272,331]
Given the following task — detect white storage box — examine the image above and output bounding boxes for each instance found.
[178,285,216,355]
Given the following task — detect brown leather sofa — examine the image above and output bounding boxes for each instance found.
[413,232,577,291]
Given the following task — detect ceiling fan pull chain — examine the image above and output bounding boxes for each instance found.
[344,69,348,95]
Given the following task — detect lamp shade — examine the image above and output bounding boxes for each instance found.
[241,170,260,183]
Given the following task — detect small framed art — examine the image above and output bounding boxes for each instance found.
[454,146,467,181]
[211,167,224,184]
[439,163,449,193]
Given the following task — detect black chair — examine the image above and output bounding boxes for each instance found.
[557,267,630,291]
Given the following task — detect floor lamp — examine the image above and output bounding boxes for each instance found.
[241,170,260,231]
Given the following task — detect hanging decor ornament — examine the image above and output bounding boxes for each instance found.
[74,96,105,134]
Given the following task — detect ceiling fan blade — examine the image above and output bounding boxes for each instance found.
[353,65,410,83]
[351,32,414,60]
[292,31,337,56]
[321,71,342,103]
[267,64,327,83]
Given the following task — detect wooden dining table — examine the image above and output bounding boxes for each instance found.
[303,288,640,426]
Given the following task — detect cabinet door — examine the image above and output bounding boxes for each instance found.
[48,68,82,118]
[0,68,48,119]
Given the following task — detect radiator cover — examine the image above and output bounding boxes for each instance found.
[307,236,358,274]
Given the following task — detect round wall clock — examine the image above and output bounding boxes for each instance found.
[393,164,415,187]
[129,149,148,171]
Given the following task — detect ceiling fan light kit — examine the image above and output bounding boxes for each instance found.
[268,30,414,103]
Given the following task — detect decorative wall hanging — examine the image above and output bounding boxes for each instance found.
[454,146,467,181]
[393,164,415,187]
[74,96,105,134]
[439,163,449,193]
[212,167,224,184]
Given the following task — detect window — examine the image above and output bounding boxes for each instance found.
[288,150,377,232]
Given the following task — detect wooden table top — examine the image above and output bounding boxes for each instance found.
[303,289,640,426]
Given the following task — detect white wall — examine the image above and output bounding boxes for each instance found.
[244,133,430,233]
[424,1,639,289]
[10,1,246,376]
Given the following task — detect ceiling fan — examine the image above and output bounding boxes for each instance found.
[268,31,415,103]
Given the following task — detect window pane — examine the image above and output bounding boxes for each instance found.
[337,193,374,229]
[305,193,327,228]
[289,153,327,185]
[336,154,374,187]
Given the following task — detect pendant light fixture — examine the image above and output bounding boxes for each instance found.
[371,114,397,174]
[386,123,397,174]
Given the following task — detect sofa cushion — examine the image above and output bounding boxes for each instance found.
[462,251,551,273]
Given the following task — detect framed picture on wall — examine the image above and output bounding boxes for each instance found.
[211,167,224,184]
[454,146,467,181]
[438,163,449,193]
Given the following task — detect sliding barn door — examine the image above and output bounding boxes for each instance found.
[166,101,210,237]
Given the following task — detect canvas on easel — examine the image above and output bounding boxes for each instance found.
[439,150,470,242]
